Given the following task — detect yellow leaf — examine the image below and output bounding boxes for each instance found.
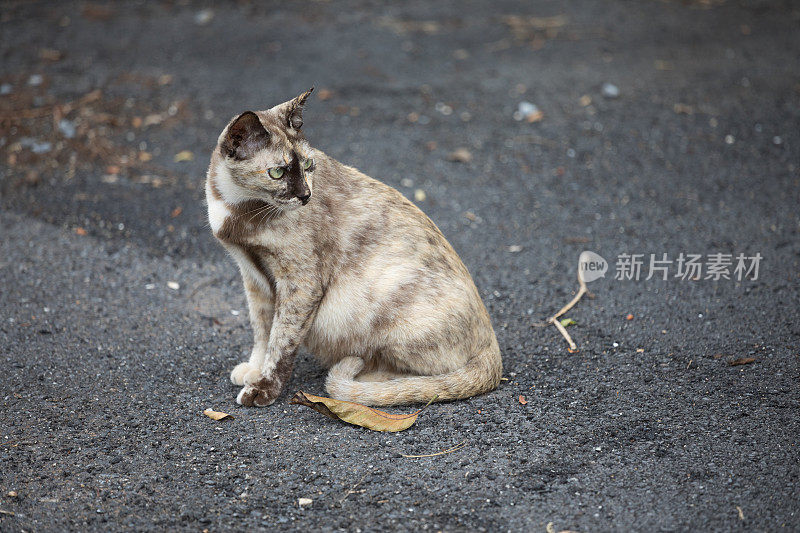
[174,150,194,162]
[203,408,232,421]
[289,391,431,432]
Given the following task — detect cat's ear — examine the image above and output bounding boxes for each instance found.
[282,87,314,131]
[221,111,270,160]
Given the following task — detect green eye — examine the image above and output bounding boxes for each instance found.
[268,167,285,179]
[302,158,314,170]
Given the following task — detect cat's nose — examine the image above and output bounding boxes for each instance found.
[299,192,311,205]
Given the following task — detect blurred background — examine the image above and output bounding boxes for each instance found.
[1,1,798,531]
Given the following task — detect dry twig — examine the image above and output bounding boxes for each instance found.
[547,260,590,351]
[399,440,467,458]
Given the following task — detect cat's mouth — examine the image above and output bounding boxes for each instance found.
[273,197,307,210]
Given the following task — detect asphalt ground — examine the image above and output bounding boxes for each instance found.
[1,1,799,531]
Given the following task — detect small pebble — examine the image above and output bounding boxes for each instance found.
[513,101,543,122]
[195,8,214,25]
[58,119,76,139]
[298,497,313,508]
[19,137,52,154]
[28,74,43,86]
[414,189,426,202]
[601,83,620,98]
[772,136,782,145]
[0,83,12,95]
[167,281,180,290]
[725,135,735,144]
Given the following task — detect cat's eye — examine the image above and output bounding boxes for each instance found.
[268,167,285,179]
[302,158,314,170]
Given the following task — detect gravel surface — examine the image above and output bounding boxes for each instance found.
[1,1,799,531]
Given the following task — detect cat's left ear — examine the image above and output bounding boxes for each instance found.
[282,87,314,130]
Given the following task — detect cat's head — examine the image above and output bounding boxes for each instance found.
[214,88,316,209]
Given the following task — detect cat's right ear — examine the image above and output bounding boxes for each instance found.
[221,111,270,160]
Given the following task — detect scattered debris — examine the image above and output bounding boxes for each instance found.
[508,245,523,253]
[174,150,194,162]
[626,313,634,320]
[7,491,17,498]
[729,357,755,366]
[736,505,745,521]
[559,318,576,327]
[74,227,87,236]
[57,118,76,139]
[39,48,63,61]
[513,101,543,122]
[290,391,435,432]
[167,281,180,290]
[194,9,214,26]
[18,137,52,154]
[414,189,426,202]
[298,497,313,508]
[447,148,473,163]
[518,395,528,405]
[28,74,43,87]
[170,207,182,218]
[601,82,620,99]
[203,408,233,421]
[578,94,592,107]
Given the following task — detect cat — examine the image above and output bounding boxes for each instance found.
[205,88,502,407]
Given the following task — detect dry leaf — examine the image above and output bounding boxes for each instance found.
[174,150,194,162]
[729,357,755,366]
[447,148,473,163]
[203,408,232,420]
[518,395,527,405]
[290,391,430,432]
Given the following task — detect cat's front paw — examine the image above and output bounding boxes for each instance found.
[236,375,282,407]
[230,362,260,386]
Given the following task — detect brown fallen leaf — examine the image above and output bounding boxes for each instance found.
[729,357,755,366]
[290,391,432,432]
[518,395,528,405]
[203,408,233,421]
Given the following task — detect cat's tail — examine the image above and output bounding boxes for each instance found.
[324,351,502,406]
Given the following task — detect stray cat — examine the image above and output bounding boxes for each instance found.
[206,88,502,406]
